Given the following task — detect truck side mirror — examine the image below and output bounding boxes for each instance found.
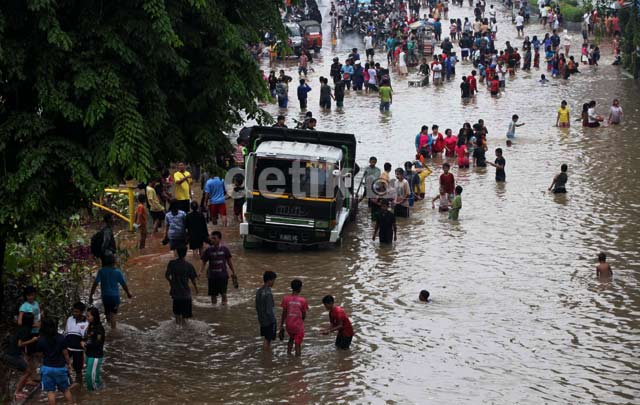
[332,169,341,177]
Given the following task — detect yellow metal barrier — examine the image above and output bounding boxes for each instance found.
[93,185,136,231]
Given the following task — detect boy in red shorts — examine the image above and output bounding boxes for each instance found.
[280,279,309,356]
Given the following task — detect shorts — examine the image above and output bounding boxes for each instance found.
[208,277,228,296]
[172,298,193,318]
[209,203,227,218]
[366,48,374,57]
[380,101,390,111]
[287,329,305,345]
[102,295,120,315]
[461,49,470,57]
[335,335,352,350]
[553,188,567,194]
[150,210,165,221]
[169,238,186,250]
[41,365,71,393]
[336,100,344,108]
[394,205,409,217]
[260,323,277,342]
[233,198,245,216]
[490,90,499,96]
[175,200,190,214]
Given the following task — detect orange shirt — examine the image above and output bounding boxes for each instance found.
[136,203,147,226]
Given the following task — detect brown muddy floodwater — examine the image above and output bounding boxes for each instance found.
[46,2,640,405]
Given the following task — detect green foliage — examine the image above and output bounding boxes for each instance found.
[0,0,285,242]
[561,2,584,22]
[620,3,640,78]
[3,221,95,323]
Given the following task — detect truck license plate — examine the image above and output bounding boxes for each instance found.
[279,234,298,242]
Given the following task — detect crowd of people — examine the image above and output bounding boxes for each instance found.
[4,0,626,403]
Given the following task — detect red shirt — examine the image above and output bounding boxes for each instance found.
[467,75,477,93]
[490,79,499,93]
[432,132,445,153]
[444,136,457,157]
[281,295,309,335]
[440,172,455,194]
[329,306,354,337]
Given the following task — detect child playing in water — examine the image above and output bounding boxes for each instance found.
[432,188,450,212]
[448,185,463,220]
[487,148,506,182]
[280,279,309,357]
[506,114,525,139]
[556,100,570,127]
[596,252,613,279]
[419,290,431,303]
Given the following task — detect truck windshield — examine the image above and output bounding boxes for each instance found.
[253,158,336,198]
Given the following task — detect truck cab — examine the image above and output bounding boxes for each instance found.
[239,126,357,247]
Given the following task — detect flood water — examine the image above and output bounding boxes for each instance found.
[55,2,640,404]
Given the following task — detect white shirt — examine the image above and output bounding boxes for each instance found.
[489,9,496,19]
[541,7,548,17]
[515,15,524,26]
[399,51,407,67]
[587,107,598,123]
[364,36,373,49]
[368,68,377,84]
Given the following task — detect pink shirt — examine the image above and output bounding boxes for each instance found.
[281,295,309,335]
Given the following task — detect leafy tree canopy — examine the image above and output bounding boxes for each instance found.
[0,0,284,236]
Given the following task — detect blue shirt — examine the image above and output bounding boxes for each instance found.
[95,267,126,298]
[204,177,226,205]
[19,301,41,333]
[297,84,312,100]
[165,210,187,239]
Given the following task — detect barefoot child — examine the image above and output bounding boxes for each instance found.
[89,253,133,329]
[372,199,397,244]
[556,100,570,127]
[10,313,38,401]
[596,252,613,279]
[280,279,309,356]
[419,290,431,303]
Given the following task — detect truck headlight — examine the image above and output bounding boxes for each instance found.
[252,214,265,223]
[315,220,329,228]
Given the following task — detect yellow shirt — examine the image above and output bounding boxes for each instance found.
[173,171,192,201]
[416,168,432,194]
[146,186,164,212]
[558,107,570,123]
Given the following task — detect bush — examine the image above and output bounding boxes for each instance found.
[2,221,96,325]
[561,3,583,22]
[563,0,578,6]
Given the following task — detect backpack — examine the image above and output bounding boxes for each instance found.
[90,229,104,258]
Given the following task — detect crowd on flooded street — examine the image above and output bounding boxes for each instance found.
[3,0,627,403]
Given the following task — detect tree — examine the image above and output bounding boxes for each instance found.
[0,0,285,310]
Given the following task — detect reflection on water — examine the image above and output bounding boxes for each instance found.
[66,2,640,404]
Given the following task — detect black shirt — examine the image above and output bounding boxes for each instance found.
[495,157,506,181]
[84,323,105,358]
[460,82,470,98]
[36,334,67,368]
[165,258,198,299]
[320,83,332,100]
[554,172,568,191]
[377,209,396,244]
[473,147,486,166]
[185,211,208,241]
